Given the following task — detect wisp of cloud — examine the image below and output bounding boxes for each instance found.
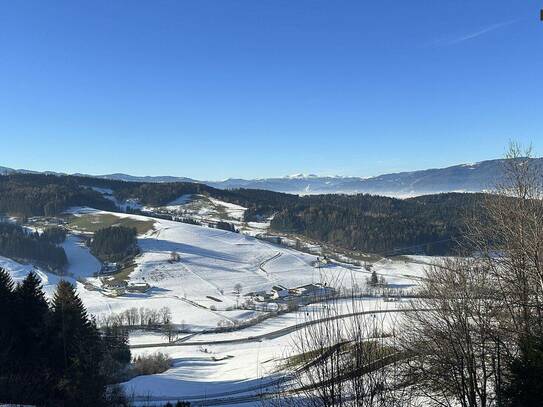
[432,19,518,47]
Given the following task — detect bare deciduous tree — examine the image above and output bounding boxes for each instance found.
[400,258,503,407]
[283,279,413,407]
[400,142,543,406]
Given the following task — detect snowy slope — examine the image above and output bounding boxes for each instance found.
[2,208,430,332]
[66,209,427,328]
[123,298,404,401]
[62,235,101,278]
[1,208,433,405]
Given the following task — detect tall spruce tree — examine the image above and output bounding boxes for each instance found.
[503,335,543,407]
[48,280,106,406]
[10,271,51,404]
[0,267,14,342]
[100,325,131,384]
[0,268,15,400]
[13,271,49,362]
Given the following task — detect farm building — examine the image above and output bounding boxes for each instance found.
[291,283,336,298]
[127,282,151,293]
[271,285,289,299]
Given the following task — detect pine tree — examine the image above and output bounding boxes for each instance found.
[100,325,131,384]
[10,271,51,403]
[0,268,15,397]
[48,280,106,406]
[503,335,543,407]
[14,271,49,348]
[369,270,379,286]
[0,267,14,319]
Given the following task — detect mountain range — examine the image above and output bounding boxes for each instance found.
[2,157,542,197]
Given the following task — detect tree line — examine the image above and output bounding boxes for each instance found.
[0,269,131,406]
[96,306,172,328]
[0,222,68,270]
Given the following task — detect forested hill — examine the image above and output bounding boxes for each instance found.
[269,193,487,255]
[0,173,488,255]
[0,173,295,218]
[0,174,117,217]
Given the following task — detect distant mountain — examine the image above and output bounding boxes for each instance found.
[2,157,541,197]
[208,158,543,196]
[74,173,197,184]
[0,166,15,175]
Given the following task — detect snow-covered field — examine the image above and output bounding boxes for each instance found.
[1,206,433,404]
[62,234,102,278]
[124,298,405,403]
[2,207,429,330]
[75,208,425,323]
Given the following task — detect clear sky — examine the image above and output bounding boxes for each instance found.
[1,1,542,180]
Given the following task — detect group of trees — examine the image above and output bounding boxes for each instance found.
[0,269,130,406]
[90,226,138,262]
[0,222,67,270]
[96,306,172,328]
[41,225,67,244]
[270,192,487,255]
[289,293,409,407]
[114,182,211,207]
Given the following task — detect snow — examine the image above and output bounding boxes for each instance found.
[89,186,143,211]
[130,219,354,312]
[58,208,424,331]
[123,298,404,402]
[169,194,193,206]
[62,235,101,279]
[156,194,247,223]
[1,207,437,405]
[208,198,246,221]
[0,255,64,298]
[6,207,428,331]
[125,337,290,399]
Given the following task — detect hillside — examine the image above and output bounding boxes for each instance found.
[2,208,426,329]
[0,172,490,255]
[270,193,487,255]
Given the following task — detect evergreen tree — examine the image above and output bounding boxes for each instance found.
[503,335,543,407]
[0,222,67,270]
[0,267,14,322]
[11,272,50,402]
[100,325,131,384]
[369,270,379,286]
[48,280,106,406]
[0,273,130,405]
[0,268,15,397]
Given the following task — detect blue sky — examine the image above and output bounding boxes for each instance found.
[1,1,542,180]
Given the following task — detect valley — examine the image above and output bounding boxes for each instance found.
[0,193,427,404]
